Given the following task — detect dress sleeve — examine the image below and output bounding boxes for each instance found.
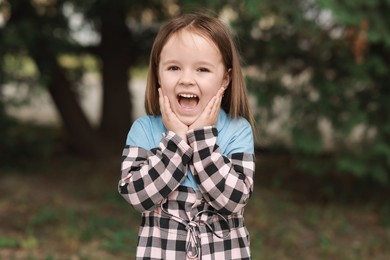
[118,121,193,213]
[187,125,255,215]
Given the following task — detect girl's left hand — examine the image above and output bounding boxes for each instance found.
[189,86,225,130]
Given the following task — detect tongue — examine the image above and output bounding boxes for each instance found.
[179,98,198,109]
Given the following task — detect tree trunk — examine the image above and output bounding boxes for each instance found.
[47,63,107,157]
[7,1,109,157]
[99,4,133,148]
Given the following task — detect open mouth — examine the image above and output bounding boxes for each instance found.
[177,93,199,109]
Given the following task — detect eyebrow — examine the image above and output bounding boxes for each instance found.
[160,59,217,68]
[159,59,179,65]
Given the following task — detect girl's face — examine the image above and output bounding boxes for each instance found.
[158,30,230,126]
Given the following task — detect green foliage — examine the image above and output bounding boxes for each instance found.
[234,0,390,184]
[1,0,390,185]
[0,236,19,248]
[103,230,138,254]
[29,208,61,226]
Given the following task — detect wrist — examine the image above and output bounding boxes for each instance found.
[174,130,188,142]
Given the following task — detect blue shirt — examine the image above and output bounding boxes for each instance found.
[126,109,254,190]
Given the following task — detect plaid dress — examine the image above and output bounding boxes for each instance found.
[119,112,255,259]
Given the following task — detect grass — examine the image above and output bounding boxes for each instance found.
[0,154,389,259]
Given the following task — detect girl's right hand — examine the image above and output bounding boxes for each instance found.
[158,88,188,141]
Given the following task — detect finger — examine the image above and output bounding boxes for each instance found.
[205,96,217,115]
[216,86,226,99]
[212,87,223,108]
[163,95,173,116]
[211,87,225,114]
[211,96,221,117]
[208,96,220,124]
[160,89,173,122]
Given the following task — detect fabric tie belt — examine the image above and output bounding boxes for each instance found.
[160,202,231,259]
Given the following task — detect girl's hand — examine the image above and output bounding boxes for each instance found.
[189,86,225,130]
[158,88,188,141]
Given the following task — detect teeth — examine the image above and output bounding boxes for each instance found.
[179,93,198,98]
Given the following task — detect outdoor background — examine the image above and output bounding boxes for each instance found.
[1,0,390,259]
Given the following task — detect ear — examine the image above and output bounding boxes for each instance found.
[222,68,232,88]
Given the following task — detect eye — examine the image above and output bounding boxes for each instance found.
[167,66,180,71]
[197,67,210,72]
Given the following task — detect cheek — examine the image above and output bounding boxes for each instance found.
[159,72,176,88]
[160,81,173,94]
[159,84,176,103]
[201,89,219,104]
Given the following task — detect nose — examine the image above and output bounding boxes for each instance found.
[179,70,195,86]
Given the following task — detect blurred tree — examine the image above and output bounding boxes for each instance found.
[315,0,390,184]
[74,0,161,149]
[2,0,389,184]
[232,0,390,184]
[0,0,220,156]
[1,0,168,156]
[0,0,231,157]
[1,0,114,156]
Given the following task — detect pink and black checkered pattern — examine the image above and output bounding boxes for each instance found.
[119,131,192,212]
[119,127,255,259]
[188,127,254,215]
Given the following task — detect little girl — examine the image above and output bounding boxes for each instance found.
[119,13,255,259]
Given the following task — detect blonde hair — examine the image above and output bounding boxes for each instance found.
[144,13,255,129]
